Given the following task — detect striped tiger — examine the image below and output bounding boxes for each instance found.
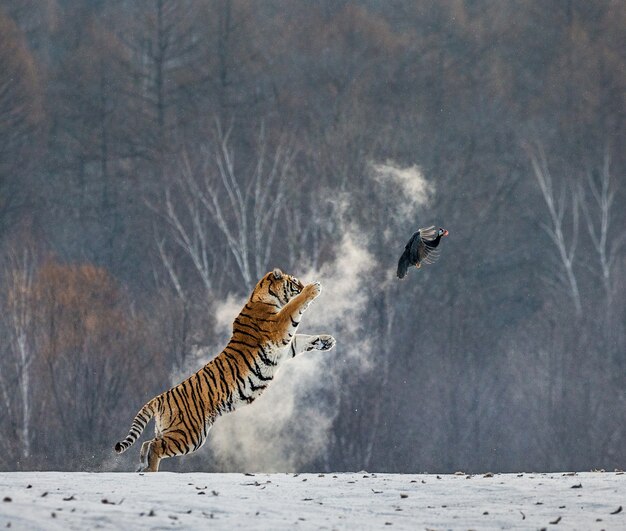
[114,269,335,472]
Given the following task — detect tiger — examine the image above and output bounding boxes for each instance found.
[114,268,335,472]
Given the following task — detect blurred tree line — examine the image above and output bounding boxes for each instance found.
[0,0,624,472]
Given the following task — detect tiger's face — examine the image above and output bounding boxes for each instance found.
[253,268,304,308]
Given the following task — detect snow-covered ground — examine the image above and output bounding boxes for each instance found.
[0,471,623,529]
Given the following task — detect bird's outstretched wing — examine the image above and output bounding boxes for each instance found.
[421,246,441,265]
[417,226,437,241]
[413,226,442,265]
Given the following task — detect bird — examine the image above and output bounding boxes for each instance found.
[396,226,449,279]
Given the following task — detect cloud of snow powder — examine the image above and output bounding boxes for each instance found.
[207,229,377,472]
[370,161,434,221]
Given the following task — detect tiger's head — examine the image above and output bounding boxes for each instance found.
[252,268,304,308]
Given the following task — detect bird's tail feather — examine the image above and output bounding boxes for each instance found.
[397,251,410,279]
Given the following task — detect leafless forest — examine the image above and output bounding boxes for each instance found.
[0,0,624,473]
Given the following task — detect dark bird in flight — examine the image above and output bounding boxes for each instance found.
[397,226,449,279]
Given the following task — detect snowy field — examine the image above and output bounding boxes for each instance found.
[0,471,624,530]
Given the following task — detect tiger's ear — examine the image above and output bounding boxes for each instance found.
[272,268,283,280]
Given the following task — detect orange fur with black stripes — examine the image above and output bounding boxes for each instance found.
[114,269,335,472]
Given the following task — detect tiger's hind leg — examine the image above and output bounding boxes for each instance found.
[136,438,165,472]
[139,433,205,472]
[137,440,151,472]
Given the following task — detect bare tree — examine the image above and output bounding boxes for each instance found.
[32,259,157,461]
[527,144,582,315]
[110,0,209,166]
[162,121,296,291]
[284,207,323,271]
[579,151,625,308]
[160,184,216,297]
[0,12,42,237]
[0,243,36,466]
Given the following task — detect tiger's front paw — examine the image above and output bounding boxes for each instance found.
[303,281,322,300]
[310,335,336,352]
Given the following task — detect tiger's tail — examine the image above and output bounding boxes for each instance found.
[114,401,155,454]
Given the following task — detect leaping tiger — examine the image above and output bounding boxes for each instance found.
[114,269,335,472]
